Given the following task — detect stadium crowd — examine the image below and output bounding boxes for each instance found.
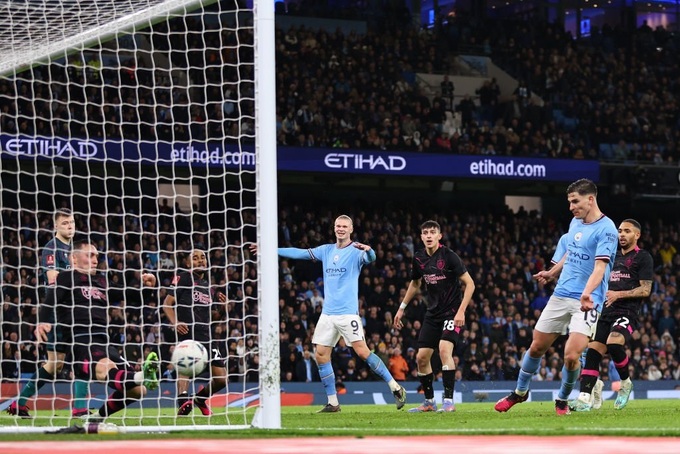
[2,2,680,390]
[2,200,680,388]
[1,8,679,163]
[275,15,680,161]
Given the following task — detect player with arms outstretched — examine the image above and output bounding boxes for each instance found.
[163,249,227,416]
[251,214,406,412]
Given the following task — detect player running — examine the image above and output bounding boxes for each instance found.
[494,179,617,415]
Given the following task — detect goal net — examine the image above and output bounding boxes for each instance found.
[0,0,280,433]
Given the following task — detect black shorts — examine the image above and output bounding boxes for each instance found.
[417,312,463,350]
[40,298,62,352]
[71,335,131,380]
[592,312,638,345]
[178,334,226,369]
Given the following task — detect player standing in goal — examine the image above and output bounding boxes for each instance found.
[35,239,159,422]
[162,249,228,416]
[393,220,475,413]
[7,208,90,418]
[252,214,407,413]
[571,219,653,411]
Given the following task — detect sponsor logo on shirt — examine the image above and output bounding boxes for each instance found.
[81,287,106,300]
[568,249,590,261]
[610,270,631,282]
[423,274,447,285]
[325,267,347,278]
[192,290,212,304]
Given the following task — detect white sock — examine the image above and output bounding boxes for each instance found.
[328,395,339,406]
[388,379,400,392]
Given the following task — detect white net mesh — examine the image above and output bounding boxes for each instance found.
[0,0,219,75]
[0,0,273,433]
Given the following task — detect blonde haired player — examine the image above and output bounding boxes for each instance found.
[252,215,406,412]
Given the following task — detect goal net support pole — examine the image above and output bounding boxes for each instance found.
[0,0,278,433]
[252,0,281,430]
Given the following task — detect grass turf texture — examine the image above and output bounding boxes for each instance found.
[0,400,679,440]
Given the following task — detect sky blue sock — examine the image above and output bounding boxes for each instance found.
[516,353,542,393]
[366,352,394,383]
[558,365,581,400]
[580,348,588,369]
[72,379,89,412]
[318,362,336,398]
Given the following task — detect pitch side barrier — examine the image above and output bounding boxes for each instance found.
[2,380,677,410]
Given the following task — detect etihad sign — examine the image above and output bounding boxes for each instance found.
[324,152,406,171]
[1,137,98,157]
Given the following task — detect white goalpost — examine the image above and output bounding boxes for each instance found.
[251,0,280,430]
[0,0,279,433]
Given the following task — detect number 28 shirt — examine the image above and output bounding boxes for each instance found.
[410,244,467,318]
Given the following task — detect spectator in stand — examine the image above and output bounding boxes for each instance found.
[295,349,320,383]
[388,347,409,382]
[440,75,455,111]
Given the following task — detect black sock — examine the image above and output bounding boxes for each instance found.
[195,379,226,402]
[98,390,133,418]
[580,348,602,393]
[608,343,630,380]
[107,368,137,392]
[442,370,456,399]
[420,373,434,400]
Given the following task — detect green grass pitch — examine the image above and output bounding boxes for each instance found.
[1,400,679,440]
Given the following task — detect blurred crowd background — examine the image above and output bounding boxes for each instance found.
[2,201,680,387]
[2,1,680,388]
